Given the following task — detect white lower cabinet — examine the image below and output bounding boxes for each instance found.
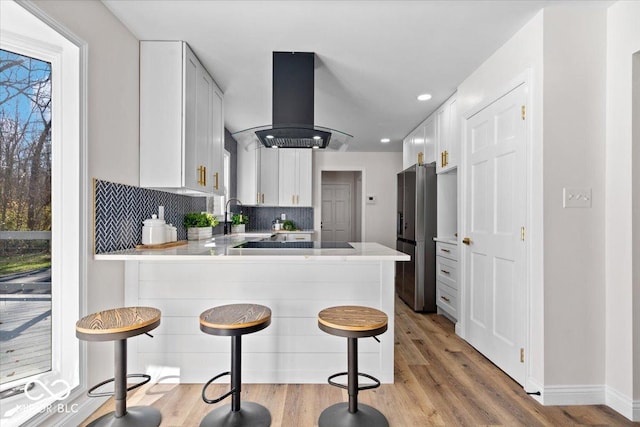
[435,240,458,321]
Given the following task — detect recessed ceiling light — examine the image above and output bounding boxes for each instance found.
[266,135,274,139]
[380,138,390,143]
[417,93,432,101]
[313,135,321,140]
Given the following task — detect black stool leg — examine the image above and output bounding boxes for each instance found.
[231,335,241,412]
[199,335,271,427]
[348,337,358,414]
[86,338,161,427]
[115,339,127,418]
[318,337,389,427]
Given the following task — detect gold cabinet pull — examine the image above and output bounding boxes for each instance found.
[441,248,451,253]
[203,166,207,186]
[462,237,471,245]
[197,166,204,186]
[292,195,295,205]
[440,269,450,275]
[296,195,299,204]
[417,151,424,166]
[214,171,218,190]
[445,150,449,166]
[257,193,260,204]
[440,295,451,303]
[262,193,265,204]
[440,151,444,167]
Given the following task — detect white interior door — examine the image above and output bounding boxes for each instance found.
[321,183,352,241]
[464,83,527,385]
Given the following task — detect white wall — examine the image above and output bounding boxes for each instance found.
[456,10,545,388]
[542,6,607,388]
[605,0,640,408]
[32,0,139,386]
[313,152,402,249]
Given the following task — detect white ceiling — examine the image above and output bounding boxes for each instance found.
[103,0,608,152]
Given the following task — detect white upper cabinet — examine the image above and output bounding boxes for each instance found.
[140,41,224,194]
[237,145,279,205]
[402,115,435,170]
[436,93,458,173]
[279,149,312,207]
[259,146,279,205]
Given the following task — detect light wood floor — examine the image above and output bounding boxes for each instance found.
[82,297,636,426]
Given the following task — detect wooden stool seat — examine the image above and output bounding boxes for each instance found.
[76,306,161,342]
[318,306,387,338]
[200,303,271,336]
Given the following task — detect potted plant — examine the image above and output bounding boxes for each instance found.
[231,213,248,234]
[184,212,218,240]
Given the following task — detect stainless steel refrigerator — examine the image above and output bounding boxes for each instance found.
[395,163,437,312]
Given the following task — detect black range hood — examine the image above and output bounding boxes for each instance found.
[256,52,331,149]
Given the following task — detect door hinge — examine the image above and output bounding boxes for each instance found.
[521,105,526,120]
[521,226,526,241]
[520,348,525,363]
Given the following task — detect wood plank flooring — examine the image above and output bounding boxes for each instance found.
[81,296,636,426]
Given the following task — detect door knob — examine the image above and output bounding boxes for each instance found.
[462,237,472,245]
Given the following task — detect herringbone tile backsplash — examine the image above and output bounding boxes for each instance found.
[94,179,205,253]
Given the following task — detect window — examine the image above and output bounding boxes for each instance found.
[0,2,82,425]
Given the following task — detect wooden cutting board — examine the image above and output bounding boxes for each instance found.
[135,240,188,250]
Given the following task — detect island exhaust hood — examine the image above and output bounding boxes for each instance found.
[253,52,343,149]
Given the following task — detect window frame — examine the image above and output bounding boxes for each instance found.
[0,1,86,425]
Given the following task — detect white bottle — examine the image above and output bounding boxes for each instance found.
[142,214,167,245]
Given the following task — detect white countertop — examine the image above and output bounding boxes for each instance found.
[95,233,409,262]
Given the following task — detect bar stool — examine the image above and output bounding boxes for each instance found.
[199,303,272,427]
[317,305,389,427]
[76,306,162,427]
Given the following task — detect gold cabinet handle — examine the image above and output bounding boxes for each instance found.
[214,172,218,190]
[440,269,450,275]
[441,248,451,253]
[440,295,451,303]
[203,166,207,187]
[445,150,449,166]
[462,237,472,245]
[257,193,260,204]
[262,193,265,204]
[296,195,299,204]
[292,195,295,205]
[197,166,204,186]
[295,237,305,240]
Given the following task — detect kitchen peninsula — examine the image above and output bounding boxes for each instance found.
[95,235,408,385]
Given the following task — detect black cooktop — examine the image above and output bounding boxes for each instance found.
[233,241,353,249]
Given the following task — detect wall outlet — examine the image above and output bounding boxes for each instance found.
[563,187,591,208]
[366,195,377,204]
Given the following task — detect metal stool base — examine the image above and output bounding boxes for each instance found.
[86,406,162,427]
[318,402,389,427]
[199,401,271,427]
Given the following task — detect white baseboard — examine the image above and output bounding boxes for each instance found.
[541,384,605,406]
[540,384,638,422]
[605,386,640,422]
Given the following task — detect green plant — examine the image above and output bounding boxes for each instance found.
[183,212,218,228]
[282,219,296,231]
[231,213,248,225]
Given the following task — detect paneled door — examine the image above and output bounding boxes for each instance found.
[463,83,527,385]
[321,183,352,241]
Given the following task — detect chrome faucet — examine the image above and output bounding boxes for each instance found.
[224,198,243,235]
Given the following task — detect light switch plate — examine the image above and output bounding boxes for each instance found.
[563,187,591,208]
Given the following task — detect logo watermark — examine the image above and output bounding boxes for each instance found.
[7,379,78,418]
